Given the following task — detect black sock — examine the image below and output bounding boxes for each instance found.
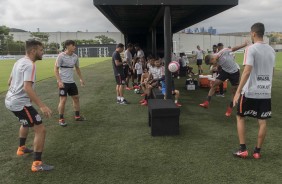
[59,114,64,119]
[254,147,261,153]
[145,95,148,100]
[240,144,247,151]
[34,152,42,161]
[19,138,26,147]
[219,83,224,94]
[75,111,80,117]
[207,96,212,102]
[229,102,233,108]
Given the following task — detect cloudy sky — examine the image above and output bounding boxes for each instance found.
[0,0,281,33]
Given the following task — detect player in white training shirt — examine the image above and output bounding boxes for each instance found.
[5,39,53,172]
[54,40,86,127]
[232,23,276,159]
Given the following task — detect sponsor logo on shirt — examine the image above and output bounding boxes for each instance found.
[257,75,270,81]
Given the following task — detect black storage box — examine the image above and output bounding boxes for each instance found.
[148,99,180,136]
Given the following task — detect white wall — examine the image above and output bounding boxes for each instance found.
[10,31,269,53]
[10,32,125,45]
[173,33,269,53]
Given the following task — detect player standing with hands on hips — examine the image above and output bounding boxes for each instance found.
[5,39,54,172]
[232,23,276,159]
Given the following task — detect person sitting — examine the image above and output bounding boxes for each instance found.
[140,59,164,106]
[161,79,182,107]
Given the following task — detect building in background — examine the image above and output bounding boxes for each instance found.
[8,31,270,56]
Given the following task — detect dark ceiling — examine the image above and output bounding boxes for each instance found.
[93,0,238,35]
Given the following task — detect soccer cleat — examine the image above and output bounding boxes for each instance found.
[59,119,67,127]
[225,107,233,117]
[216,94,225,97]
[139,99,146,103]
[75,116,86,121]
[253,153,261,159]
[31,161,54,172]
[175,102,182,107]
[125,87,132,90]
[17,146,33,156]
[233,150,248,158]
[120,99,128,105]
[133,85,140,89]
[117,99,120,104]
[199,101,209,108]
[141,100,148,106]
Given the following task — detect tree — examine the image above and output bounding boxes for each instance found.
[30,32,49,43]
[46,42,60,54]
[95,35,116,44]
[0,25,11,54]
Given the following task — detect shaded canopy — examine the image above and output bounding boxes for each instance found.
[93,0,238,35]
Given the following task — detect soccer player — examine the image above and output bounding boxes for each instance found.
[5,39,54,172]
[112,43,128,105]
[215,43,225,97]
[54,40,86,127]
[194,45,205,74]
[199,41,248,116]
[124,43,134,90]
[232,23,276,159]
[134,44,145,59]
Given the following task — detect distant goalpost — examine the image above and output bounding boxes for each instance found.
[77,47,109,57]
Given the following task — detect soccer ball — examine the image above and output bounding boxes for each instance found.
[168,61,180,73]
[134,88,140,94]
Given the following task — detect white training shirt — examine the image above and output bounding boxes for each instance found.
[5,57,36,111]
[216,48,239,74]
[137,49,145,58]
[135,62,143,75]
[124,49,132,67]
[242,42,276,99]
[195,49,204,60]
[149,66,164,79]
[55,52,79,83]
[180,56,189,67]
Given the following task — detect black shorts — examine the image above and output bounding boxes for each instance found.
[12,106,42,127]
[197,59,202,66]
[123,65,129,78]
[237,95,271,119]
[59,83,78,96]
[128,68,133,76]
[137,74,142,83]
[115,75,126,85]
[217,69,240,86]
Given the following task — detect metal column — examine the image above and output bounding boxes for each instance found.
[152,27,157,57]
[164,6,172,99]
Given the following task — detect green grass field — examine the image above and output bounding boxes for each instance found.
[0,54,281,184]
[0,57,111,93]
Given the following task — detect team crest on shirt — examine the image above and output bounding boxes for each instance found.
[60,90,65,95]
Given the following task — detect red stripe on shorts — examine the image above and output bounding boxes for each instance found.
[24,107,34,124]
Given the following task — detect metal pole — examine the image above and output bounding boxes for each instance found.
[164,6,172,99]
[152,27,156,57]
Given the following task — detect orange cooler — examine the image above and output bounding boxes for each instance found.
[199,75,212,88]
[208,77,228,91]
